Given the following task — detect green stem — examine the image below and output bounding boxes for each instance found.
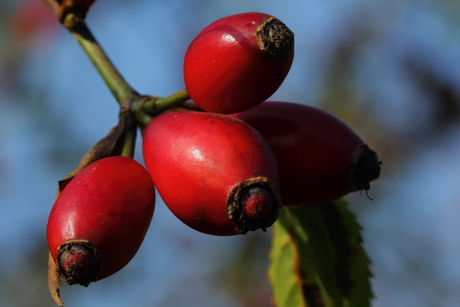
[142,89,191,115]
[132,108,153,129]
[120,114,138,158]
[63,13,139,105]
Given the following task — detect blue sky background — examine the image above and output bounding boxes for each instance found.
[1,0,460,306]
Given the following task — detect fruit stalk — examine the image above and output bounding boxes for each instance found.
[119,113,137,158]
[62,13,139,106]
[142,89,191,115]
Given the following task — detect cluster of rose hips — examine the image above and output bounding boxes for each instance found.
[47,12,381,288]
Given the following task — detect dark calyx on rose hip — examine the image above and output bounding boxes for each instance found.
[347,144,382,195]
[57,239,101,287]
[227,177,281,234]
[256,17,294,61]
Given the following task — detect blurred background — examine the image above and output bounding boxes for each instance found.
[1,0,460,306]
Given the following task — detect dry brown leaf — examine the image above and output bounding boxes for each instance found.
[55,113,129,196]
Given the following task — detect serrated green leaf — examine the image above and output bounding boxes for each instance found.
[316,200,373,307]
[285,207,342,307]
[268,200,373,307]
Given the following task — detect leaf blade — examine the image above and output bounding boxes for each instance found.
[285,207,342,307]
[268,200,374,307]
[268,209,308,307]
[316,200,373,307]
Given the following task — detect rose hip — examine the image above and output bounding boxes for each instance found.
[234,101,381,207]
[46,156,156,286]
[183,12,294,114]
[142,111,281,236]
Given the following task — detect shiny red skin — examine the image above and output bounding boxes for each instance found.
[234,101,364,207]
[47,156,155,281]
[142,111,280,236]
[183,12,294,114]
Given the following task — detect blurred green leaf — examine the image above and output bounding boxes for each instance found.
[268,209,308,307]
[268,200,373,307]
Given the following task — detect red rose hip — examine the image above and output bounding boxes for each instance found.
[142,111,281,236]
[234,101,381,207]
[46,156,156,286]
[183,12,294,114]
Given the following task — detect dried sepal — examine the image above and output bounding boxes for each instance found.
[48,252,63,307]
[55,112,131,196]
